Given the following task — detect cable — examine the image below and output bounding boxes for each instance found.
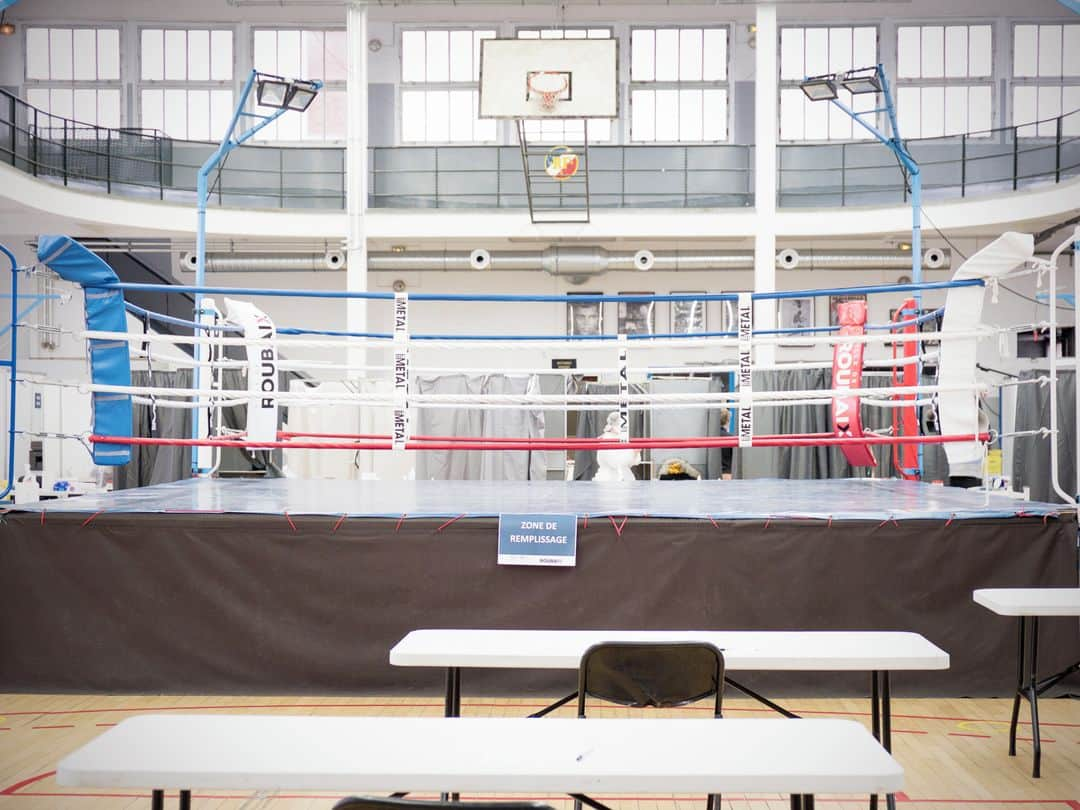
[919,206,968,261]
[919,207,1074,310]
[998,284,1076,311]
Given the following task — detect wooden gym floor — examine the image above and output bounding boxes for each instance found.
[0,694,1077,809]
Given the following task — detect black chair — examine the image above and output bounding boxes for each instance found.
[576,641,726,810]
[335,799,554,810]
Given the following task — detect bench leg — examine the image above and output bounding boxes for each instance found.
[179,789,191,810]
[152,790,163,810]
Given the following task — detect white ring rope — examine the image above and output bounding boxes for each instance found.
[127,396,938,413]
[77,380,983,405]
[82,327,1001,351]
[126,354,941,376]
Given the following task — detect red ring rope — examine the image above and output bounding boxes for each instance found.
[91,432,990,452]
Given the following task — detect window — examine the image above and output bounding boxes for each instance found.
[24,27,122,131]
[778,26,877,141]
[895,24,993,138]
[252,29,347,141]
[516,28,613,144]
[1012,24,1080,137]
[630,27,728,142]
[400,29,496,143]
[139,28,234,140]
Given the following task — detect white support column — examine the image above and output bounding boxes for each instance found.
[346,1,369,371]
[753,3,778,366]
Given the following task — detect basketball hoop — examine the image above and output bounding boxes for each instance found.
[527,71,568,111]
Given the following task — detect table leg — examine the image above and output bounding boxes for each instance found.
[179,790,191,810]
[444,667,461,718]
[1009,616,1025,757]
[151,790,163,810]
[869,672,880,810]
[868,671,896,810]
[443,667,462,801]
[882,673,895,810]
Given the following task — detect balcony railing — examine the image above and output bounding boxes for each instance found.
[1,89,1077,212]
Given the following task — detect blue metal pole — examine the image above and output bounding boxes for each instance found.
[190,70,318,474]
[192,70,259,473]
[1,243,18,500]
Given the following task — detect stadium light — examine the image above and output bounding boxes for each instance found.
[799,75,838,102]
[256,74,321,112]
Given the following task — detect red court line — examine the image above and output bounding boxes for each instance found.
[7,791,1080,807]
[29,724,74,730]
[0,770,55,795]
[2,699,1078,730]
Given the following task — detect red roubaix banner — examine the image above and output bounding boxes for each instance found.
[832,300,876,467]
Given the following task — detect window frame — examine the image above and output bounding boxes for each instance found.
[396,25,499,146]
[894,21,996,139]
[1009,20,1080,138]
[627,24,731,144]
[22,23,124,130]
[250,26,349,144]
[777,23,880,143]
[136,25,236,142]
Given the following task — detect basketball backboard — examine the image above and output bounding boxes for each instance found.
[479,38,618,119]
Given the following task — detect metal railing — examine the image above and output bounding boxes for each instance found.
[1,88,1077,211]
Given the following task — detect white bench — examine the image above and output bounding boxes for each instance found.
[57,714,903,810]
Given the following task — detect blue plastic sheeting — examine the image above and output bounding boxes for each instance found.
[37,235,131,465]
[17,478,1069,521]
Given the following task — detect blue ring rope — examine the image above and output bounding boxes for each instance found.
[102,278,984,303]
[126,302,243,333]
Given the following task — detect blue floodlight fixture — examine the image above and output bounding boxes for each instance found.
[839,67,882,95]
[799,75,838,102]
[255,73,321,112]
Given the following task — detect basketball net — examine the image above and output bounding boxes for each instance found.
[528,71,568,111]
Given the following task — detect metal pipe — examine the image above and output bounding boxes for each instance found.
[186,252,345,273]
[186,247,941,274]
[1045,229,1078,505]
[1,242,17,500]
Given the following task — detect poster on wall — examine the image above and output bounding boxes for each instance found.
[671,294,707,334]
[567,294,603,336]
[617,294,656,335]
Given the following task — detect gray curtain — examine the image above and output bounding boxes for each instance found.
[115,369,192,489]
[573,382,647,481]
[414,374,546,481]
[729,369,911,480]
[1013,369,1076,503]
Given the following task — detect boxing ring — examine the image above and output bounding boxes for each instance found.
[0,233,1077,697]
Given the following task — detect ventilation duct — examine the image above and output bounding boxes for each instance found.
[181,247,944,275]
[773,248,950,271]
[181,251,345,273]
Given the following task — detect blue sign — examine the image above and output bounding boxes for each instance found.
[498,513,577,567]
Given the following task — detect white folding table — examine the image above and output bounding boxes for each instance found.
[56,714,903,810]
[390,629,948,810]
[973,588,1080,777]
